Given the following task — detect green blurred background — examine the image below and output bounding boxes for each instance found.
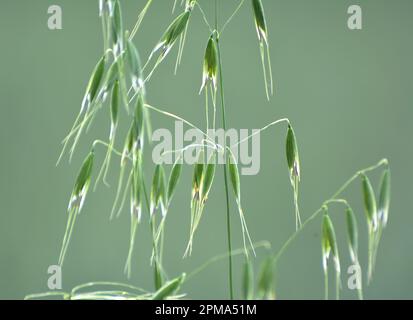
[0,0,412,299]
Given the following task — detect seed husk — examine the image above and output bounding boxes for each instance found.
[257,257,275,300]
[121,122,135,166]
[252,0,268,45]
[124,162,142,278]
[101,56,120,92]
[150,164,162,216]
[111,0,124,55]
[227,150,255,257]
[200,35,218,93]
[345,206,363,300]
[70,151,95,211]
[251,0,273,99]
[134,93,145,144]
[321,212,332,272]
[361,173,377,230]
[191,152,204,202]
[158,165,167,216]
[321,210,341,300]
[145,9,191,83]
[228,153,241,202]
[150,10,190,62]
[93,80,120,189]
[152,273,186,300]
[59,151,95,267]
[167,157,183,207]
[286,124,301,229]
[82,55,106,112]
[126,38,144,91]
[378,169,391,227]
[242,259,254,300]
[286,124,300,180]
[369,168,391,282]
[154,261,164,290]
[323,213,339,272]
[110,80,120,134]
[345,206,358,263]
[131,162,143,221]
[199,154,216,203]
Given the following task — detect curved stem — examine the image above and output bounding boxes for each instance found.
[92,139,124,158]
[186,241,271,282]
[231,118,290,148]
[220,0,246,35]
[144,103,210,142]
[215,0,234,300]
[195,2,213,33]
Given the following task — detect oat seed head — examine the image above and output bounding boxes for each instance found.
[252,0,268,45]
[81,55,106,112]
[200,35,218,93]
[70,151,94,211]
[361,173,378,230]
[378,169,391,227]
[345,206,358,263]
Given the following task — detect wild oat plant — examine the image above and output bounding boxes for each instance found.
[27,0,391,300]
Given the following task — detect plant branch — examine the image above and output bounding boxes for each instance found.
[273,158,388,263]
[231,117,290,148]
[186,241,271,282]
[220,0,246,35]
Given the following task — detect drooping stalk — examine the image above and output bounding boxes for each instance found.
[273,159,388,300]
[215,0,234,300]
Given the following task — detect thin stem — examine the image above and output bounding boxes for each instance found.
[231,117,290,148]
[215,0,234,300]
[205,87,209,134]
[144,103,210,142]
[92,139,124,158]
[186,241,270,282]
[161,143,218,158]
[220,0,246,35]
[25,292,69,300]
[195,2,213,33]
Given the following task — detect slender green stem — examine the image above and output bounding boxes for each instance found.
[231,118,290,148]
[195,2,213,33]
[92,139,124,158]
[144,103,209,141]
[215,0,234,300]
[220,0,246,35]
[186,241,270,282]
[71,282,147,295]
